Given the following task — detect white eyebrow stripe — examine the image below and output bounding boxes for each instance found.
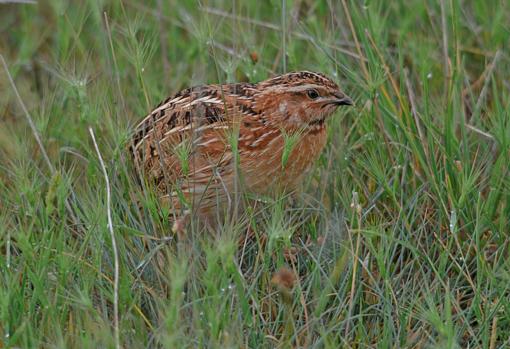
[286,84,324,93]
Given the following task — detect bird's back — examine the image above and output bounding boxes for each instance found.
[130,82,262,213]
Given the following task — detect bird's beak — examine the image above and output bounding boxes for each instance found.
[334,96,353,106]
[331,92,353,106]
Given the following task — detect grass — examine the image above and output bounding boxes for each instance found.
[1,0,510,347]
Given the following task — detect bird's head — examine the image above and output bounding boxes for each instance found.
[253,71,353,131]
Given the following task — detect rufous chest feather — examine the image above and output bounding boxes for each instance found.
[240,127,327,194]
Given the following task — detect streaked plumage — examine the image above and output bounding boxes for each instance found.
[130,71,352,222]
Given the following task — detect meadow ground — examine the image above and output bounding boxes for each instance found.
[1,1,509,348]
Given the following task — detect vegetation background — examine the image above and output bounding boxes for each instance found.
[1,0,509,347]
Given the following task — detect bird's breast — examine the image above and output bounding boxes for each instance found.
[239,126,327,195]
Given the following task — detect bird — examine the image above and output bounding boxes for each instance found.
[130,71,353,229]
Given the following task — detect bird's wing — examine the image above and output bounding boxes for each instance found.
[130,83,258,196]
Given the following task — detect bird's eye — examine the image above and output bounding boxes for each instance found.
[306,89,320,99]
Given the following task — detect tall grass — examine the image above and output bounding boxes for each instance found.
[1,0,509,347]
